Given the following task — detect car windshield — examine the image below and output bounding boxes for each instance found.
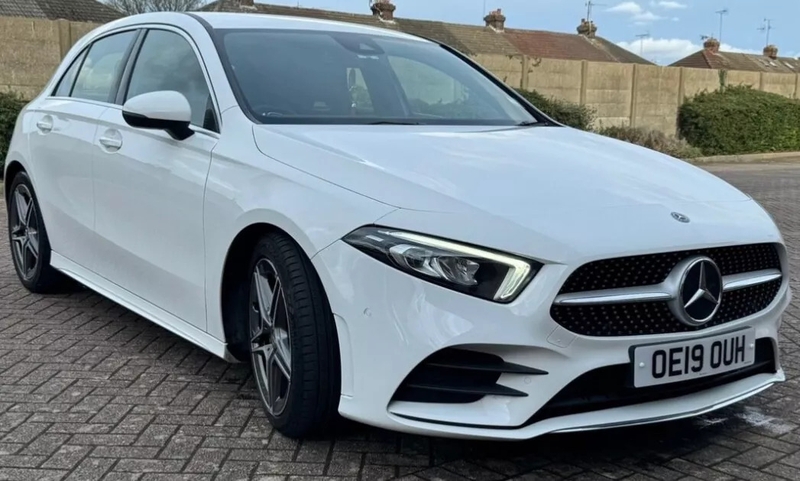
[218,29,540,126]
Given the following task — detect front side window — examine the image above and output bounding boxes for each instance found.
[219,29,538,126]
[72,31,137,103]
[126,29,215,130]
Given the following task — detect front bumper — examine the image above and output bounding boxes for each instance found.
[311,240,789,441]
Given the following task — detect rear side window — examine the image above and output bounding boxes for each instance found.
[53,50,87,97]
[72,31,137,103]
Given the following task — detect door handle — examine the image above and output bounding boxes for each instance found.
[99,136,122,150]
[36,117,53,133]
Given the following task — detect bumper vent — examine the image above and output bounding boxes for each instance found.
[551,243,782,337]
[526,338,776,425]
[392,348,546,404]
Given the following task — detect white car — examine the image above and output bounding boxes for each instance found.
[4,12,790,441]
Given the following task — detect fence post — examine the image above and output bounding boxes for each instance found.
[579,60,588,105]
[56,19,71,59]
[758,72,765,91]
[629,64,639,128]
[521,55,530,91]
[677,67,685,106]
[794,74,800,100]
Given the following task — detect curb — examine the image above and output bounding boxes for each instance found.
[689,151,800,164]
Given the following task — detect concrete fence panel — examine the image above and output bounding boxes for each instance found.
[527,58,583,105]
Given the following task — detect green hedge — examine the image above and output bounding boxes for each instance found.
[597,125,702,159]
[515,88,595,131]
[678,85,800,156]
[0,92,26,173]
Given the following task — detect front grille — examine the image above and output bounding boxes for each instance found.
[559,243,780,294]
[392,348,546,404]
[526,338,776,425]
[551,244,782,337]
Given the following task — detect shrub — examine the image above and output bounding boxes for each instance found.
[678,85,800,156]
[0,92,27,173]
[596,125,702,159]
[515,88,595,131]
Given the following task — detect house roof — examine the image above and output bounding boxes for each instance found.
[671,49,800,74]
[0,0,121,23]
[201,1,653,64]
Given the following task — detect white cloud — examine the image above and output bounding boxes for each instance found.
[608,2,663,23]
[634,11,662,21]
[608,2,643,14]
[616,38,761,64]
[655,1,687,9]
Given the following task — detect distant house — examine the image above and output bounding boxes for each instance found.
[201,0,653,65]
[0,0,121,24]
[671,37,800,73]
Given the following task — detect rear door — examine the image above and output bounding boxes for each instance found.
[27,29,139,271]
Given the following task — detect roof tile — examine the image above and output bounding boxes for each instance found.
[202,0,652,64]
[0,0,121,23]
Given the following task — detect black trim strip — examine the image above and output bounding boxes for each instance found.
[115,29,147,105]
[426,359,547,376]
[107,29,144,105]
[405,382,527,397]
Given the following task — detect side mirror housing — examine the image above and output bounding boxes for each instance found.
[122,91,194,141]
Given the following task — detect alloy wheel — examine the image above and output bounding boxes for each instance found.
[250,258,292,416]
[10,184,40,281]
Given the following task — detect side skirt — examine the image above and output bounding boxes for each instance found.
[51,252,238,363]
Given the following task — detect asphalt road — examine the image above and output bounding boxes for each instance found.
[0,162,799,481]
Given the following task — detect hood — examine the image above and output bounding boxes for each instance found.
[253,124,749,216]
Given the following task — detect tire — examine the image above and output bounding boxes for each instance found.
[7,171,67,293]
[246,231,341,438]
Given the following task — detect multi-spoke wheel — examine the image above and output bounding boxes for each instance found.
[250,259,293,416]
[9,184,39,281]
[244,232,341,438]
[6,171,65,292]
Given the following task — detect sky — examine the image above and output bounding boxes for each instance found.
[245,0,800,65]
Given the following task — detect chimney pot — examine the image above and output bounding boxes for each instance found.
[763,44,778,59]
[370,0,396,22]
[484,8,506,32]
[576,18,597,38]
[703,37,720,54]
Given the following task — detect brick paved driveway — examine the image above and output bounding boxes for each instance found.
[0,163,799,481]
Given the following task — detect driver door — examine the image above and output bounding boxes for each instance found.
[91,27,219,330]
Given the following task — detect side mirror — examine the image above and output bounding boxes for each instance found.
[122,91,194,141]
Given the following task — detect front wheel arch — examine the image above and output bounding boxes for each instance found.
[219,223,340,364]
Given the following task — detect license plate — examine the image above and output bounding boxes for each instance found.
[633,328,756,388]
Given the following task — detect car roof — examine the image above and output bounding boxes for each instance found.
[104,11,429,43]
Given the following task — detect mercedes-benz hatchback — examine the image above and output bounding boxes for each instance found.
[4,12,789,440]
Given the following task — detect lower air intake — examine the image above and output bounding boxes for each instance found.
[392,348,546,404]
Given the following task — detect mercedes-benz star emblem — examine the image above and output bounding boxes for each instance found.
[671,212,690,223]
[667,257,723,326]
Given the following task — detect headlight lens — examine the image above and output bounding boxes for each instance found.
[343,226,541,303]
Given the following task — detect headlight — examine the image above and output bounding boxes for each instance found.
[343,226,541,303]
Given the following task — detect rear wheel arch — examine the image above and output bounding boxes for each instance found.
[4,161,26,203]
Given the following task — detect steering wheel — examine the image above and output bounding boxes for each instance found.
[250,103,297,118]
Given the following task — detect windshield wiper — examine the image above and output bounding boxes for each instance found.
[516,121,540,127]
[368,121,422,125]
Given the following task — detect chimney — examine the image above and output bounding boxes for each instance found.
[238,0,255,7]
[576,18,597,38]
[763,44,779,59]
[370,0,396,22]
[703,37,720,54]
[484,9,506,32]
